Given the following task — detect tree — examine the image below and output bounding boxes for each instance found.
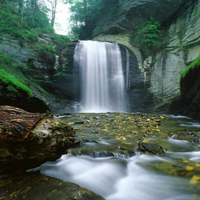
[133,17,161,55]
[47,0,60,27]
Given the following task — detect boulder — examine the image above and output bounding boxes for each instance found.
[0,172,104,200]
[0,106,76,172]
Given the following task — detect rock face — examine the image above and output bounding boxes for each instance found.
[0,91,50,113]
[94,0,200,113]
[149,0,200,111]
[0,33,77,113]
[0,106,76,172]
[180,66,200,119]
[93,0,187,36]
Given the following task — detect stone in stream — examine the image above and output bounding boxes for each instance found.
[0,106,76,172]
[95,151,114,157]
[74,121,85,124]
[138,142,165,155]
[0,172,104,200]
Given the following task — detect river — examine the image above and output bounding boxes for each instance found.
[40,112,200,200]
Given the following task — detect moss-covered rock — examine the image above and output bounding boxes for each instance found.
[0,69,49,113]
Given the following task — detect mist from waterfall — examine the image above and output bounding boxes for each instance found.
[74,40,127,113]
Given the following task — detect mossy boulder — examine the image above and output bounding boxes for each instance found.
[0,69,49,113]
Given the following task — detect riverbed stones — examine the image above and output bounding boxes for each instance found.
[0,106,76,172]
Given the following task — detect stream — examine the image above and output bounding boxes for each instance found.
[41,113,200,200]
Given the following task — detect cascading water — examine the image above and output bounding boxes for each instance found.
[74,40,127,113]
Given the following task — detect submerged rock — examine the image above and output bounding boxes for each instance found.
[138,142,165,155]
[0,106,76,172]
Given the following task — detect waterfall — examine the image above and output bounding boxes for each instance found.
[74,40,127,113]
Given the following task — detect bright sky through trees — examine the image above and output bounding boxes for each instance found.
[45,0,71,35]
[54,2,71,35]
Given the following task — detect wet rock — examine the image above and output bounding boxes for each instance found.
[0,106,76,172]
[138,142,165,155]
[84,139,98,143]
[95,151,114,157]
[80,149,95,157]
[171,134,178,139]
[0,172,104,200]
[72,138,81,147]
[119,144,135,157]
[75,121,85,124]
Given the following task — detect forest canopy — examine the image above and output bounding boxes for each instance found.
[65,0,119,39]
[0,0,54,42]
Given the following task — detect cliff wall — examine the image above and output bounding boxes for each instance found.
[94,0,200,113]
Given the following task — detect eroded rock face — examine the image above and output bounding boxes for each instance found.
[0,106,76,172]
[149,0,200,111]
[93,0,187,36]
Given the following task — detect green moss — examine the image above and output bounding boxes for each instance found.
[0,52,29,85]
[0,69,33,96]
[181,54,200,79]
[32,83,49,95]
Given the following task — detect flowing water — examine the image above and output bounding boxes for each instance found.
[41,113,200,200]
[74,41,127,113]
[40,41,200,199]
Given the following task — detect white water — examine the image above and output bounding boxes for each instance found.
[74,41,127,113]
[40,154,199,200]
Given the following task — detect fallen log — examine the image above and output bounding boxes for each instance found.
[0,106,76,172]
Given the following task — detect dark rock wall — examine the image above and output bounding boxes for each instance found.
[180,66,200,119]
[120,46,153,112]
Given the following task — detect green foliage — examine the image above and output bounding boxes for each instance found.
[0,54,13,65]
[0,52,29,85]
[0,69,33,97]
[37,44,55,53]
[181,54,200,79]
[133,17,162,55]
[50,34,70,46]
[21,29,38,42]
[53,72,64,77]
[66,0,119,39]
[0,0,53,43]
